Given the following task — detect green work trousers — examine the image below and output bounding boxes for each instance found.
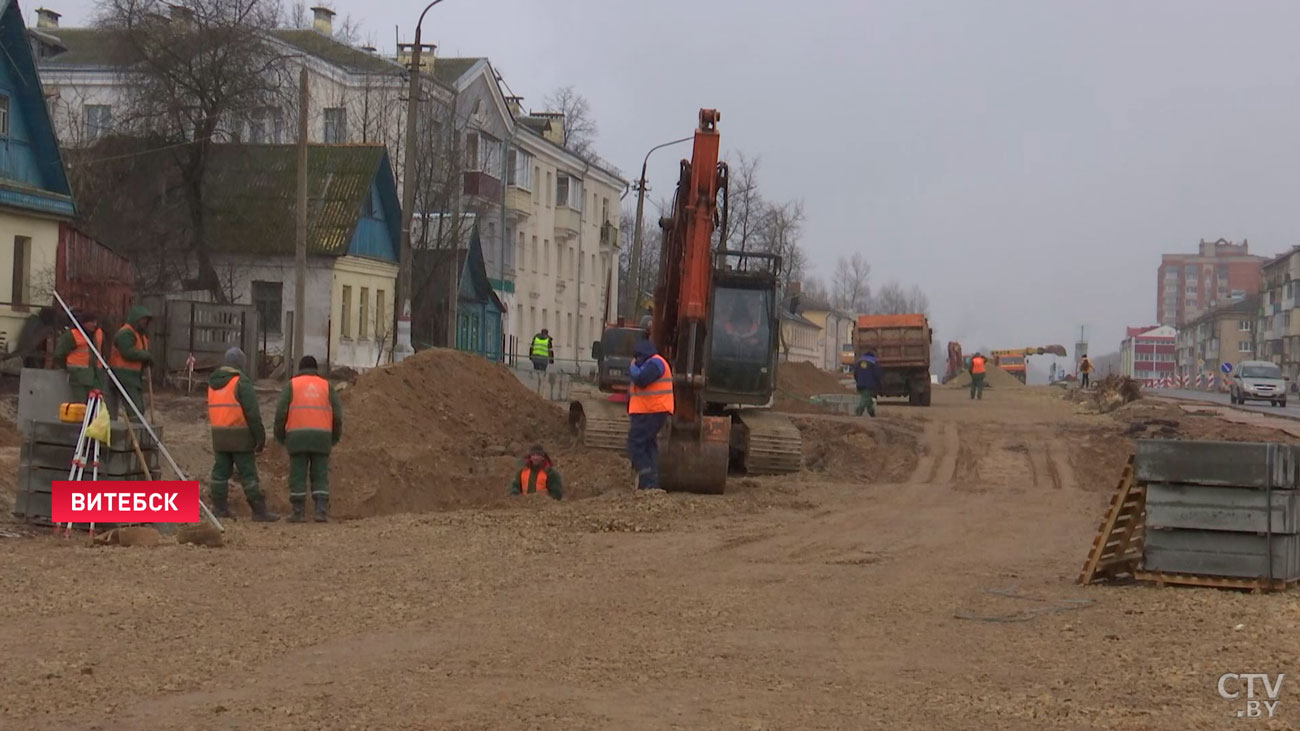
[289,453,330,503]
[210,451,263,502]
[69,384,93,405]
[116,384,145,421]
[855,388,877,417]
[970,373,986,400]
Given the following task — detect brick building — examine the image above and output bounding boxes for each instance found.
[1156,238,1265,327]
[1119,325,1177,385]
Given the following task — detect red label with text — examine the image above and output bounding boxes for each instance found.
[51,481,201,523]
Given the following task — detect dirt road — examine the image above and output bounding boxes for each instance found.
[2,386,1298,729]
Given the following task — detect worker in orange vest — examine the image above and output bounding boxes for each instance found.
[627,338,674,491]
[508,444,563,500]
[54,311,104,403]
[207,347,278,521]
[969,352,987,401]
[274,356,343,522]
[108,304,153,420]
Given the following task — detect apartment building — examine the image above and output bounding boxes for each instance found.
[1118,325,1176,385]
[1175,296,1258,384]
[1257,246,1300,379]
[1156,238,1264,327]
[432,58,626,369]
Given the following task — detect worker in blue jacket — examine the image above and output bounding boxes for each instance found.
[853,351,883,417]
[626,338,675,491]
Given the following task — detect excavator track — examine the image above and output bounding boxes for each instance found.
[733,409,803,475]
[568,393,629,452]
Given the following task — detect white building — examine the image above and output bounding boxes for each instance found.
[432,58,626,370]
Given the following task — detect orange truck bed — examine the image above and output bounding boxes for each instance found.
[854,314,932,369]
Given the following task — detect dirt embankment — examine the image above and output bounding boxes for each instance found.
[794,417,922,483]
[253,349,629,519]
[775,361,851,414]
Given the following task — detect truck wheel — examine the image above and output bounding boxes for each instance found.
[920,386,932,407]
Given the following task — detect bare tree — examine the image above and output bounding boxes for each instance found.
[831,252,872,312]
[872,281,930,315]
[754,199,807,293]
[542,85,598,161]
[618,206,663,317]
[801,276,832,310]
[726,152,764,253]
[95,0,293,301]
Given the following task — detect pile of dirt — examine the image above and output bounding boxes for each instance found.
[775,362,851,414]
[793,417,921,483]
[946,365,1025,390]
[0,416,21,447]
[255,349,629,518]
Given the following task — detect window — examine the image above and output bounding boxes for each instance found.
[556,173,570,208]
[359,287,370,339]
[84,104,112,140]
[248,108,280,143]
[252,281,282,334]
[1185,284,1197,294]
[533,166,540,202]
[552,175,583,210]
[531,235,538,272]
[567,314,573,344]
[0,95,8,136]
[516,232,525,274]
[464,131,501,177]
[324,107,347,143]
[545,172,552,207]
[544,239,551,274]
[11,236,29,309]
[506,149,532,189]
[1240,341,1254,353]
[542,308,548,329]
[376,289,386,340]
[602,197,610,224]
[1165,268,1180,280]
[341,285,353,338]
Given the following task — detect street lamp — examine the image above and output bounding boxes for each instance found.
[623,135,693,321]
[394,0,450,362]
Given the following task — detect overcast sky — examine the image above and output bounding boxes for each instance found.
[40,0,1300,366]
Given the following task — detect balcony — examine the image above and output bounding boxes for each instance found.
[462,171,501,202]
[600,220,619,248]
[505,186,531,221]
[554,206,580,241]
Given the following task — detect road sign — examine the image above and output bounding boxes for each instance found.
[1221,362,1233,374]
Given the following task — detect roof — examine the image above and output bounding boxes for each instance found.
[431,56,483,86]
[780,311,819,329]
[1186,295,1260,327]
[271,29,403,74]
[202,144,396,256]
[856,313,929,329]
[30,26,132,67]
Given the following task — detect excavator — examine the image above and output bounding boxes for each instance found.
[990,345,1069,383]
[568,109,802,493]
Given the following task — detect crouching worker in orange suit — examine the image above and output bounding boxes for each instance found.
[508,444,563,500]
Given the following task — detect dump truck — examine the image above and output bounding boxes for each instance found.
[854,314,933,406]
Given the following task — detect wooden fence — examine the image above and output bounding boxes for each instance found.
[143,297,260,380]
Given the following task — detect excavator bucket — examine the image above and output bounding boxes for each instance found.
[1044,345,1068,357]
[658,416,731,494]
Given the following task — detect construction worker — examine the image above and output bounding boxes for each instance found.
[207,347,278,521]
[530,328,555,372]
[54,311,104,404]
[969,352,987,400]
[1079,354,1094,389]
[508,444,563,500]
[275,355,343,523]
[853,350,882,417]
[109,304,153,419]
[627,338,674,491]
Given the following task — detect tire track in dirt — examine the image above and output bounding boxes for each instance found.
[1046,439,1075,491]
[910,421,959,485]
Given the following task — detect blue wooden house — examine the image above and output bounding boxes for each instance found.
[0,0,76,346]
[414,226,505,361]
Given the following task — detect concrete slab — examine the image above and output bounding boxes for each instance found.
[1142,529,1300,579]
[17,368,71,436]
[1135,440,1299,489]
[27,419,162,453]
[21,441,159,475]
[1146,483,1300,534]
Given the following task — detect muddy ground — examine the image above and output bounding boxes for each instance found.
[2,383,1299,729]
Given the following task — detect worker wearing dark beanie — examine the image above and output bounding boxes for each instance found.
[275,355,343,522]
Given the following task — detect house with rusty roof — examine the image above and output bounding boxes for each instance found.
[76,142,400,371]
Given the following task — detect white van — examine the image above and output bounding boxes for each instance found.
[1228,360,1287,407]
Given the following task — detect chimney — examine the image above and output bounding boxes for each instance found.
[166,3,193,25]
[310,5,334,35]
[504,96,524,117]
[35,7,60,29]
[531,111,565,145]
[396,42,435,72]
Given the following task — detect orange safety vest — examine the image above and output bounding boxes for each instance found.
[286,374,334,433]
[207,374,248,429]
[66,329,102,369]
[629,354,675,415]
[109,325,149,371]
[971,356,986,375]
[519,467,549,496]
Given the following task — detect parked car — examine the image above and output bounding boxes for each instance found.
[1228,360,1288,407]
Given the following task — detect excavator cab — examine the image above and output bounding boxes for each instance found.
[703,249,782,406]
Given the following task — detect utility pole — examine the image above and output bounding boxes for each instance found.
[396,0,449,362]
[623,136,692,320]
[294,67,308,374]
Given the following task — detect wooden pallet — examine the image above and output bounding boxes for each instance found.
[1134,570,1298,594]
[1078,455,1146,584]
